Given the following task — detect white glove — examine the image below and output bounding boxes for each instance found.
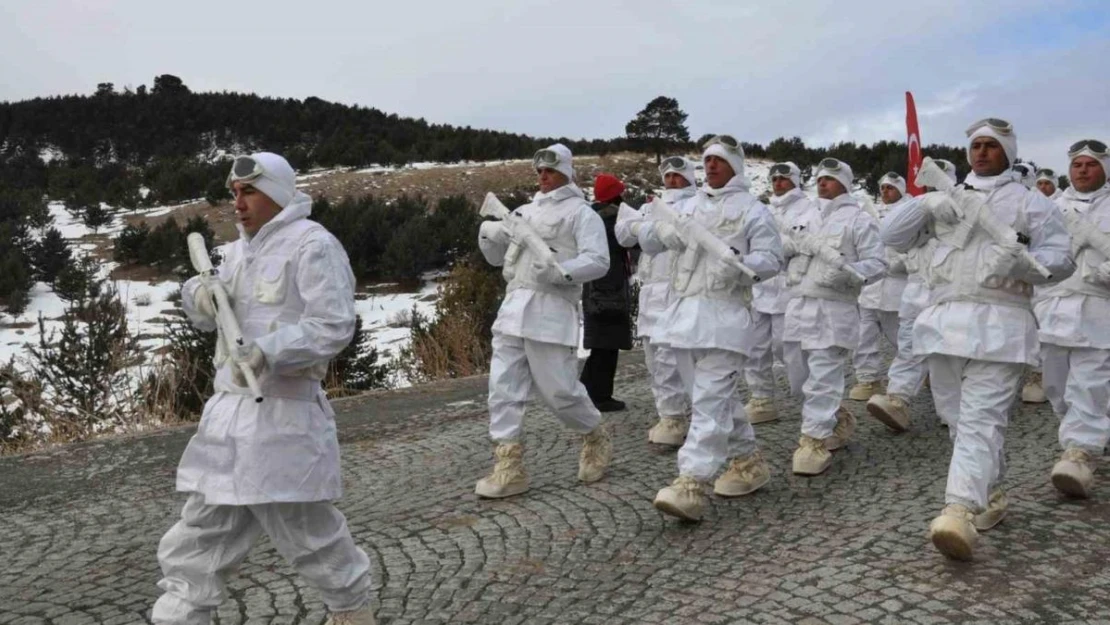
[921,192,961,225]
[192,283,218,320]
[707,258,746,285]
[1085,260,1110,286]
[532,261,572,285]
[479,221,512,245]
[814,264,861,290]
[654,221,685,251]
[231,345,266,388]
[780,234,798,257]
[628,221,643,237]
[887,255,907,274]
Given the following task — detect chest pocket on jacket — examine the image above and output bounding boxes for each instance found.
[254,259,290,305]
[924,244,957,287]
[819,225,847,259]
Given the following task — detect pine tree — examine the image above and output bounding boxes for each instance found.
[31,227,72,285]
[54,255,101,304]
[326,315,390,396]
[82,203,111,233]
[625,96,691,165]
[28,282,140,437]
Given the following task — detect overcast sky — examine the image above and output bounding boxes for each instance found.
[2,0,1107,174]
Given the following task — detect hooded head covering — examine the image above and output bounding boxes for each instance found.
[769,161,802,189]
[815,158,854,196]
[659,155,697,188]
[966,118,1017,171]
[534,143,575,181]
[1035,168,1057,184]
[702,136,745,180]
[1067,139,1110,189]
[878,171,907,197]
[228,152,297,208]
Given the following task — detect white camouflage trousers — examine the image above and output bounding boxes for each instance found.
[784,343,849,440]
[1041,344,1110,454]
[153,494,371,624]
[928,355,1024,511]
[673,347,758,481]
[644,337,689,418]
[853,307,900,382]
[743,309,785,399]
[885,311,929,401]
[488,333,601,442]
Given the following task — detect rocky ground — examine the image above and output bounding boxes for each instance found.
[2,351,1109,624]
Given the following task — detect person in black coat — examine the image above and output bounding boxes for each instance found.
[580,173,634,411]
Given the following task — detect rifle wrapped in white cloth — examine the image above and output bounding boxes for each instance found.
[1064,209,1110,260]
[915,156,1052,279]
[480,192,572,282]
[647,197,761,282]
[187,232,264,403]
[792,229,869,284]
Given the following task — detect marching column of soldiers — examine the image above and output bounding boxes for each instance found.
[475,118,1109,564]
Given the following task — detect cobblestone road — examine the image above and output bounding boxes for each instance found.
[2,351,1109,624]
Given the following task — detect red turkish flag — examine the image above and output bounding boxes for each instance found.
[906,91,924,196]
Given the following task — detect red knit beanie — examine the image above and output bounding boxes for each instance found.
[593,173,625,203]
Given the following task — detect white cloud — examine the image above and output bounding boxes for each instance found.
[1,0,1106,172]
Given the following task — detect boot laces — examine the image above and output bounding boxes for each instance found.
[729,452,764,481]
[1062,447,1092,465]
[490,444,523,484]
[581,428,609,464]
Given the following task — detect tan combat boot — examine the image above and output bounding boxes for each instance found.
[647,417,686,447]
[653,475,707,521]
[824,406,857,451]
[972,488,1008,531]
[475,442,529,499]
[848,379,883,401]
[745,397,779,424]
[867,393,911,433]
[578,425,613,483]
[929,504,979,561]
[1052,448,1095,498]
[1021,371,1046,403]
[714,451,771,497]
[793,435,832,475]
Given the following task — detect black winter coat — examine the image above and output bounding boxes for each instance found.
[582,201,633,350]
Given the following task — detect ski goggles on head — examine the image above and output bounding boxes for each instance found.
[226,155,265,188]
[934,160,952,173]
[769,163,795,179]
[702,134,742,153]
[1068,139,1109,159]
[659,156,693,176]
[1035,168,1055,179]
[532,148,563,170]
[1013,163,1033,176]
[817,158,845,172]
[965,117,1013,137]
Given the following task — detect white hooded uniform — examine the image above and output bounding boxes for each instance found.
[154,162,371,621]
[855,192,911,384]
[479,175,610,443]
[1034,178,1110,454]
[881,126,1075,513]
[745,186,821,399]
[615,184,694,421]
[643,160,783,480]
[782,188,887,440]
